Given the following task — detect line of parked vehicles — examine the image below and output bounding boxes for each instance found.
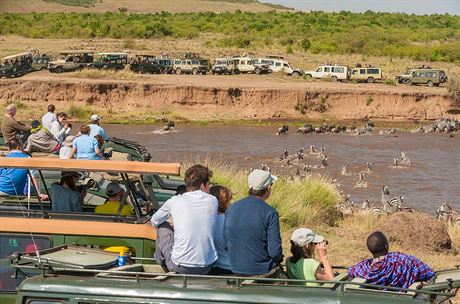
[0,50,448,87]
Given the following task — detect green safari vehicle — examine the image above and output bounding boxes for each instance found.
[10,246,460,304]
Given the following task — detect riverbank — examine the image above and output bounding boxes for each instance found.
[1,71,458,125]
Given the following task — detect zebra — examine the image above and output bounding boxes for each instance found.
[277,125,289,135]
[366,162,373,173]
[299,147,304,154]
[337,194,355,216]
[309,145,317,155]
[391,158,405,169]
[381,186,390,205]
[260,164,269,171]
[321,157,328,168]
[383,195,405,214]
[303,164,312,173]
[400,152,411,165]
[354,172,368,188]
[361,199,384,215]
[436,203,460,225]
[297,151,304,161]
[284,149,289,159]
[341,165,351,176]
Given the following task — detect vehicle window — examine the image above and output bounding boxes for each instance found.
[368,68,380,74]
[283,63,289,67]
[360,69,366,74]
[275,62,281,67]
[333,67,344,73]
[315,67,322,72]
[324,67,330,72]
[1,235,52,291]
[26,300,67,304]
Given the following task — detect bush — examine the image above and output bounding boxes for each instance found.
[300,38,311,51]
[68,103,91,120]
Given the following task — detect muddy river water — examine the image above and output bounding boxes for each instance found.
[104,124,459,213]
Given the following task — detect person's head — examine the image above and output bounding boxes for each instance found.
[90,114,100,125]
[57,112,67,123]
[94,134,104,148]
[64,135,75,147]
[289,228,326,263]
[210,185,232,213]
[248,169,277,200]
[30,120,42,133]
[80,125,91,135]
[184,164,212,193]
[47,104,55,113]
[105,182,124,200]
[7,138,23,151]
[366,231,389,258]
[5,103,17,117]
[60,171,81,191]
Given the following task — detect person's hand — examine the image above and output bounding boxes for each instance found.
[39,193,49,201]
[315,241,328,261]
[64,123,70,129]
[167,217,174,227]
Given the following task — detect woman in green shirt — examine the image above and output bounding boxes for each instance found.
[286,228,335,286]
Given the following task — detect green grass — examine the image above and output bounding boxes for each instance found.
[0,11,459,62]
[68,103,92,120]
[43,0,96,7]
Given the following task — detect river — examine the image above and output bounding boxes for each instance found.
[104,124,459,214]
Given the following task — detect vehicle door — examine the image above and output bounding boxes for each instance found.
[323,66,332,78]
[185,60,193,73]
[64,55,77,71]
[282,62,291,74]
[314,67,323,78]
[411,71,422,84]
[359,68,366,81]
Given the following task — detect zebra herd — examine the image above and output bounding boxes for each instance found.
[411,118,459,134]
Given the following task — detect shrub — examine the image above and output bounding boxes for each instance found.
[68,103,91,120]
[300,38,311,51]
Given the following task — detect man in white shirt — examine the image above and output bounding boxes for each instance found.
[89,114,109,141]
[151,165,218,274]
[41,104,57,129]
[49,112,71,143]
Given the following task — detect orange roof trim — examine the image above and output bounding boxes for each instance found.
[0,158,181,176]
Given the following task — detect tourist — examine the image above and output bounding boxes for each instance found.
[0,139,48,200]
[1,103,30,143]
[49,112,71,143]
[59,135,75,159]
[95,182,133,215]
[286,228,334,285]
[67,125,102,160]
[24,120,60,154]
[209,185,233,275]
[224,169,284,277]
[89,114,109,141]
[51,171,85,212]
[151,164,218,274]
[348,231,434,288]
[41,104,57,129]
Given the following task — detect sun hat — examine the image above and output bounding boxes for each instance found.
[248,169,278,191]
[90,114,100,121]
[64,135,75,146]
[291,228,325,247]
[61,171,82,178]
[106,182,122,196]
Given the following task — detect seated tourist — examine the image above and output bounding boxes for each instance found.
[209,185,233,275]
[24,120,60,154]
[67,125,102,160]
[287,228,334,286]
[348,231,434,288]
[224,169,284,278]
[95,182,133,216]
[51,171,86,212]
[1,103,30,143]
[59,135,75,159]
[0,139,48,200]
[49,112,71,143]
[151,164,218,275]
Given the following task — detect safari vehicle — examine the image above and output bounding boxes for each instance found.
[30,54,51,71]
[48,50,94,73]
[157,58,174,74]
[211,58,237,75]
[232,56,271,75]
[396,67,447,87]
[255,55,303,76]
[0,52,33,78]
[305,64,349,82]
[130,54,161,74]
[173,57,208,75]
[350,67,383,83]
[11,246,460,304]
[0,157,181,304]
[88,52,128,70]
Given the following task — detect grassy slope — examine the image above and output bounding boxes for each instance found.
[0,0,286,13]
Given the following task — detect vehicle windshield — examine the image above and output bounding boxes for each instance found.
[216,60,227,65]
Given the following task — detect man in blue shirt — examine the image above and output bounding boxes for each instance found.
[224,169,284,277]
[89,114,109,141]
[0,139,48,200]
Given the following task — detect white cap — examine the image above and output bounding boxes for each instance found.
[91,114,100,121]
[291,228,324,246]
[248,169,278,191]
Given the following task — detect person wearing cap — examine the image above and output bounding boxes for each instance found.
[24,120,61,154]
[49,112,71,143]
[348,231,434,289]
[51,171,86,212]
[223,169,283,277]
[1,103,30,143]
[151,164,218,275]
[89,114,109,141]
[41,104,57,130]
[67,125,102,160]
[95,182,133,216]
[287,228,334,286]
[59,135,75,159]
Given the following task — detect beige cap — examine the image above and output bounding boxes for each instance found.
[291,228,324,246]
[248,169,278,190]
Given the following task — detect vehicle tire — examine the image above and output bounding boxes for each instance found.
[56,66,62,73]
[405,79,412,86]
[192,68,198,75]
[331,76,338,82]
[40,67,47,71]
[367,77,374,83]
[255,67,261,75]
[202,71,206,75]
[305,74,312,79]
[427,80,434,87]
[211,71,215,75]
[292,71,301,77]
[175,68,181,75]
[234,69,240,75]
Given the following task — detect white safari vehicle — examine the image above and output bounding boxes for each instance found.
[255,56,303,76]
[232,56,270,75]
[305,65,349,82]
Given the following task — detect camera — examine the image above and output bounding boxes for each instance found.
[77,179,96,192]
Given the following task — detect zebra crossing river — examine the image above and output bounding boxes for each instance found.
[105,124,459,213]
